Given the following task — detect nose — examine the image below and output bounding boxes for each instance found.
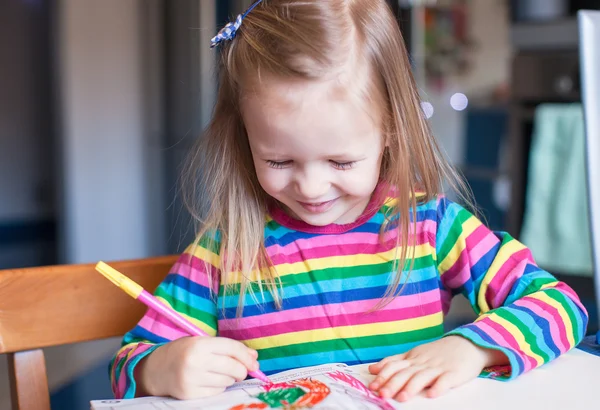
[294,167,330,200]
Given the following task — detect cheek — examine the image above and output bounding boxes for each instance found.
[255,168,289,196]
[344,158,382,194]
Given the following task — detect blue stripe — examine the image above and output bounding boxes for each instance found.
[220,266,439,308]
[161,273,213,300]
[451,325,525,377]
[128,325,170,344]
[259,338,439,374]
[511,305,561,358]
[267,206,438,246]
[161,277,218,316]
[505,268,553,305]
[470,240,501,284]
[435,201,466,248]
[220,276,440,318]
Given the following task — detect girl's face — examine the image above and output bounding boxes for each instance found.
[241,77,385,226]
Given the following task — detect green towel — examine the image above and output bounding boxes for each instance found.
[520,103,593,276]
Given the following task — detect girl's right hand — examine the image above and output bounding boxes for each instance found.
[137,336,260,399]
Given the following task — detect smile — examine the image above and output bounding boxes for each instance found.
[298,198,338,214]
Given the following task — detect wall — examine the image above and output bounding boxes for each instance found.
[1,1,167,408]
[56,0,167,264]
[418,0,511,166]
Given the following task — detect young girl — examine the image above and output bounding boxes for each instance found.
[110,0,588,403]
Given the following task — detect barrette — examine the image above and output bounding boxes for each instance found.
[210,0,264,48]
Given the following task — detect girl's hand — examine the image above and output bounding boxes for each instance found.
[137,336,259,399]
[368,336,508,402]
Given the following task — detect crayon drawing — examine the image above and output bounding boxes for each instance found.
[228,369,393,410]
[90,364,401,410]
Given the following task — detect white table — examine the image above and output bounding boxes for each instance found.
[92,349,599,410]
[368,349,598,410]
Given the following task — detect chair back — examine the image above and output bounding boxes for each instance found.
[0,255,177,410]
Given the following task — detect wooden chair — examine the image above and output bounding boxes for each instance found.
[0,255,178,410]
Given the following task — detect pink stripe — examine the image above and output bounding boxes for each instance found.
[138,310,190,341]
[219,288,442,331]
[488,249,531,307]
[269,221,432,255]
[465,225,495,256]
[551,281,587,315]
[220,301,442,340]
[171,255,220,292]
[517,297,569,353]
[115,344,154,399]
[267,231,432,265]
[476,318,537,372]
[466,230,500,266]
[442,226,494,288]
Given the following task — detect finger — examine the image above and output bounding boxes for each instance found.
[396,368,443,402]
[176,385,226,400]
[208,355,249,382]
[378,365,421,399]
[369,360,412,390]
[202,372,237,388]
[210,338,259,371]
[369,353,406,374]
[427,372,456,398]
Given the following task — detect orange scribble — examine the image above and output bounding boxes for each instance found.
[229,377,331,409]
[229,403,268,410]
[290,378,330,407]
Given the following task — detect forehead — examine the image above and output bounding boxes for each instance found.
[241,77,382,154]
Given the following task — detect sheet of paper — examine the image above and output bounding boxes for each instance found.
[90,363,400,410]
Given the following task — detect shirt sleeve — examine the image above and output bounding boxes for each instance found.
[109,238,221,398]
[435,197,588,380]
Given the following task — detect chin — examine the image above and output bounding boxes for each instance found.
[298,214,339,226]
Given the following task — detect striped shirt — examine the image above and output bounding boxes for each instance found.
[110,195,588,399]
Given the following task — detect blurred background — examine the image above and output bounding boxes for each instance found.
[1,0,598,408]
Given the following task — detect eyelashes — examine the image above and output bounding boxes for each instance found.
[266,160,292,169]
[265,160,356,170]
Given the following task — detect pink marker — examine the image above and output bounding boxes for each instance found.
[95,261,272,384]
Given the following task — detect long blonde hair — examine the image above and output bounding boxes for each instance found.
[182,0,470,313]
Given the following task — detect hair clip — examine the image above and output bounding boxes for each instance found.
[210,0,264,48]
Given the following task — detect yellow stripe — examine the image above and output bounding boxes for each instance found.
[438,215,480,274]
[227,243,433,283]
[155,296,217,336]
[115,343,137,361]
[476,239,527,314]
[245,312,443,350]
[529,291,575,347]
[188,244,221,269]
[486,313,545,367]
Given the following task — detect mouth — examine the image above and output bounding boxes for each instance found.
[298,198,338,214]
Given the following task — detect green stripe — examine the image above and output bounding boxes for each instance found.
[544,288,581,343]
[494,309,551,363]
[154,287,218,330]
[522,277,558,296]
[436,208,471,264]
[197,235,221,254]
[257,324,444,360]
[114,357,125,382]
[221,255,435,294]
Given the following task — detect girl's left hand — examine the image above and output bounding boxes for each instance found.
[368,335,508,402]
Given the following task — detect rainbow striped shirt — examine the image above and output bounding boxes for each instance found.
[110,195,588,399]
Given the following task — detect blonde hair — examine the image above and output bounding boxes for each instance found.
[182,0,470,314]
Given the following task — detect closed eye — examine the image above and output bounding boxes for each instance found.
[330,160,356,170]
[266,160,292,169]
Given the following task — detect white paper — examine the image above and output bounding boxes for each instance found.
[90,363,400,410]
